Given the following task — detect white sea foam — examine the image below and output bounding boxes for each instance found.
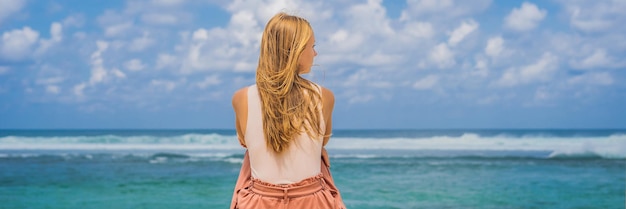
[325,133,626,159]
[1,133,625,159]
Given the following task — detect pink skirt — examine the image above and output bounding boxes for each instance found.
[235,173,338,209]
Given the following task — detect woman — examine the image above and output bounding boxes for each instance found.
[230,12,345,209]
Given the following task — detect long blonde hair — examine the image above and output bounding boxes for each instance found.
[256,12,323,153]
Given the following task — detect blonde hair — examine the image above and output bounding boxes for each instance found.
[256,12,323,153]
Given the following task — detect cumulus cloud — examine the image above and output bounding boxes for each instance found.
[3,0,624,110]
[571,49,617,70]
[402,21,434,39]
[496,52,558,87]
[413,75,439,90]
[429,43,455,69]
[141,13,179,25]
[105,22,134,37]
[46,85,60,94]
[348,94,374,104]
[73,40,125,97]
[178,10,262,73]
[0,0,26,24]
[567,72,613,86]
[196,75,222,89]
[0,27,40,61]
[151,79,177,92]
[327,29,365,53]
[129,32,154,51]
[35,76,64,85]
[37,22,63,54]
[89,41,110,85]
[73,83,86,98]
[62,14,85,28]
[124,59,146,71]
[156,53,178,70]
[485,36,504,57]
[505,2,547,31]
[346,0,394,36]
[448,19,478,46]
[400,0,491,20]
[151,0,185,6]
[36,76,64,94]
[111,68,126,79]
[561,0,626,32]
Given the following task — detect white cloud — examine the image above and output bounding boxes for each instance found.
[328,29,365,52]
[35,76,64,95]
[567,72,613,86]
[156,53,178,69]
[124,59,146,71]
[105,22,133,37]
[413,75,439,90]
[46,85,60,94]
[343,70,370,87]
[129,32,154,51]
[36,76,64,85]
[533,87,551,101]
[192,29,209,41]
[496,52,558,87]
[178,13,262,73]
[196,75,222,89]
[560,0,626,32]
[346,0,394,36]
[141,13,179,25]
[571,49,615,70]
[63,14,85,28]
[73,83,86,97]
[348,94,374,104]
[111,68,126,79]
[569,8,611,32]
[0,27,40,61]
[400,0,491,20]
[448,19,478,46]
[485,36,504,57]
[3,0,623,112]
[89,41,109,85]
[151,79,177,92]
[429,43,455,68]
[151,0,185,6]
[82,40,124,89]
[473,57,489,77]
[505,2,547,31]
[229,11,261,47]
[37,22,63,54]
[403,21,434,39]
[227,0,299,23]
[0,0,26,24]
[233,61,256,72]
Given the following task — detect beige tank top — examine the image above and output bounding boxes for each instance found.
[244,84,324,184]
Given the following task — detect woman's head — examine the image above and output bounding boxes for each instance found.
[256,12,323,153]
[258,12,316,81]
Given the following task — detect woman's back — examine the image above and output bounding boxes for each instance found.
[230,12,343,208]
[244,85,324,184]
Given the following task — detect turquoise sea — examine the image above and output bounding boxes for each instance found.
[0,129,624,209]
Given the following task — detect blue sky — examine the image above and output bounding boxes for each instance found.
[0,0,624,129]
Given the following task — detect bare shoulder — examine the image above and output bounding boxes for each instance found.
[320,86,335,104]
[232,87,248,106]
[320,86,335,111]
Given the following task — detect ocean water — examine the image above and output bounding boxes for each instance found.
[0,129,624,209]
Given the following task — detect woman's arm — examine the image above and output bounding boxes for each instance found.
[232,87,248,148]
[321,87,335,146]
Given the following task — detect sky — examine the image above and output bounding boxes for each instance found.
[0,0,625,130]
